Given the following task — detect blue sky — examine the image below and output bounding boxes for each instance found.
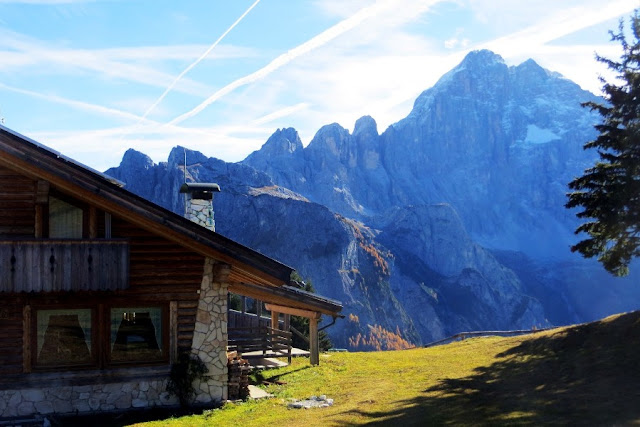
[0,0,636,171]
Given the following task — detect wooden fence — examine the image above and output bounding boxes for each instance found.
[228,325,293,363]
[423,327,554,348]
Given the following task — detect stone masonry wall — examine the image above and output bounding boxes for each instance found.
[0,379,178,418]
[186,198,215,232]
[190,257,229,404]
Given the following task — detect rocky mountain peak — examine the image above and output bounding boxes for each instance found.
[353,115,378,138]
[259,127,303,156]
[514,58,552,81]
[167,146,209,167]
[307,123,351,156]
[408,50,508,120]
[459,49,506,69]
[119,148,154,171]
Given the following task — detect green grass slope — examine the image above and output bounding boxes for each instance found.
[136,311,640,426]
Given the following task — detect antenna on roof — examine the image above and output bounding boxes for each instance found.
[183,147,187,217]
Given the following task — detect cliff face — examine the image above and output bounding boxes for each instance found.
[106,50,640,348]
[243,50,600,260]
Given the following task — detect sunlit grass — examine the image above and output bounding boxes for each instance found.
[132,311,640,426]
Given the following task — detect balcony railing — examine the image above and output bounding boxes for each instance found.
[0,239,129,292]
[228,325,292,359]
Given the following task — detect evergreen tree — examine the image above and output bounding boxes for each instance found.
[567,11,640,276]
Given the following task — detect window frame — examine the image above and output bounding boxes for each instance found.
[30,304,98,371]
[107,304,170,366]
[46,192,89,239]
[29,301,169,372]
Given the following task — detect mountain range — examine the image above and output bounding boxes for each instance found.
[106,50,640,349]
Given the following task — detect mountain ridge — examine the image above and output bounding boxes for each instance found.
[105,50,640,348]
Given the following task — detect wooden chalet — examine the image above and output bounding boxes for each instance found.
[0,125,342,418]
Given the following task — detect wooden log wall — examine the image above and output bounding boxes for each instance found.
[0,163,205,361]
[0,167,33,374]
[0,296,23,375]
[0,166,36,238]
[111,216,203,353]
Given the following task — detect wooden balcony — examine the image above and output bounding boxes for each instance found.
[0,239,129,292]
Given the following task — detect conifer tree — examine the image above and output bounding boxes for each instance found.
[567,11,640,276]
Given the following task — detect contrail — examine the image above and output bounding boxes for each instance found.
[168,0,397,126]
[0,82,147,122]
[140,0,262,121]
[251,102,309,126]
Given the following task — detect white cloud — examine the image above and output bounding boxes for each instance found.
[0,82,146,122]
[168,0,444,126]
[0,29,259,95]
[443,27,470,49]
[28,122,277,170]
[139,0,262,121]
[251,103,310,126]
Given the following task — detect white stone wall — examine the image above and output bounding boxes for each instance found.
[0,380,178,418]
[190,257,229,404]
[186,198,215,232]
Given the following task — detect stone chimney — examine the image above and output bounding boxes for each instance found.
[179,182,221,232]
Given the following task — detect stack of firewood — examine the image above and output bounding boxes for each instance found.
[227,351,251,400]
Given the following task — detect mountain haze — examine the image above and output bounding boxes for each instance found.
[106,50,640,348]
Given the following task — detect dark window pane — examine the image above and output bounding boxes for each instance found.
[36,309,92,366]
[49,197,82,238]
[111,307,163,362]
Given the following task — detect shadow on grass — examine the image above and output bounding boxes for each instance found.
[339,311,640,426]
[260,365,312,383]
[50,406,212,427]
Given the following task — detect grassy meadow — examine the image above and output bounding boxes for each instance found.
[129,311,640,426]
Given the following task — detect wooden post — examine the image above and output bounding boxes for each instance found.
[309,316,319,366]
[271,310,279,330]
[104,212,112,238]
[88,206,98,238]
[34,205,43,238]
[170,301,178,363]
[97,303,104,368]
[284,313,290,331]
[22,305,31,373]
[284,314,291,365]
[34,180,49,238]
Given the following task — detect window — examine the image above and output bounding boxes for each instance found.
[31,303,167,371]
[110,307,164,363]
[49,196,83,238]
[35,308,93,367]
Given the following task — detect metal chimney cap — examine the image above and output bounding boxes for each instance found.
[179,182,221,193]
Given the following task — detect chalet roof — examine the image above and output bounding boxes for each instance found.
[0,125,342,317]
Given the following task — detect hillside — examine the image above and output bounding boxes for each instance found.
[116,310,640,426]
